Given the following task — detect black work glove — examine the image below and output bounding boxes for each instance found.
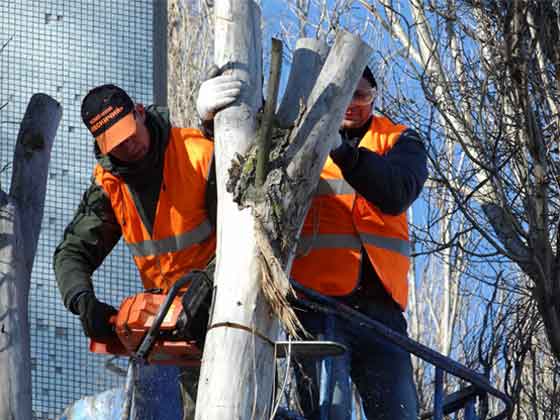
[76,292,118,339]
[330,141,360,172]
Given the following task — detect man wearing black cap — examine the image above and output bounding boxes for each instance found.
[289,65,427,420]
[197,65,427,419]
[53,83,238,419]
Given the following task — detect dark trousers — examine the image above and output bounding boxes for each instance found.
[293,295,418,420]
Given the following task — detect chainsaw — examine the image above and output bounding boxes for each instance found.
[89,270,213,367]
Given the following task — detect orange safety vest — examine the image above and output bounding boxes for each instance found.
[94,128,216,291]
[291,116,411,310]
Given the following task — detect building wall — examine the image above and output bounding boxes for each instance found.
[0,1,156,418]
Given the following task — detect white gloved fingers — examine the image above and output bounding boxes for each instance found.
[208,75,242,88]
[215,87,241,99]
[197,74,244,121]
[211,81,242,94]
[199,76,241,97]
[216,79,243,89]
[212,96,239,110]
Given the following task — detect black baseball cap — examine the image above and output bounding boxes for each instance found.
[81,84,136,154]
[363,66,377,89]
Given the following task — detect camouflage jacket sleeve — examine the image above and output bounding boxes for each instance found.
[53,179,122,314]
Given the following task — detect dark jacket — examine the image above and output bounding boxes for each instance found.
[330,115,428,307]
[53,107,217,313]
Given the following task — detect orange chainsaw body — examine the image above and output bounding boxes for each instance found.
[89,292,202,367]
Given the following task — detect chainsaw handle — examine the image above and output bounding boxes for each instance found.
[134,273,192,360]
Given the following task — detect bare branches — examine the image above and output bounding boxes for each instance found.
[168,0,214,127]
[355,0,560,415]
[357,0,423,65]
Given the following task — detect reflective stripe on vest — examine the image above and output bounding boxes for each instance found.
[298,233,361,254]
[314,180,411,257]
[315,178,355,196]
[360,233,410,257]
[298,232,410,257]
[127,219,213,257]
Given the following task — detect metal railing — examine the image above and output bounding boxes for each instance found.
[275,283,513,420]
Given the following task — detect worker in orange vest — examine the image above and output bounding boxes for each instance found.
[53,82,238,419]
[288,66,427,419]
[197,64,427,419]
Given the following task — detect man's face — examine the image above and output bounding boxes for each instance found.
[109,105,150,162]
[341,77,376,130]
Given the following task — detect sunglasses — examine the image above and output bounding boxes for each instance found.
[351,88,376,106]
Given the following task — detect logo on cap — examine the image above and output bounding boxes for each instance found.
[81,84,137,155]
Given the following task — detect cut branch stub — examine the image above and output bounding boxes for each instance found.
[10,93,62,271]
[276,38,330,129]
[256,37,283,187]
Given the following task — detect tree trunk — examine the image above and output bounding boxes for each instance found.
[195,1,270,419]
[196,2,371,418]
[0,93,62,420]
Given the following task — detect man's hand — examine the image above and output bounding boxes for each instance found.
[76,292,118,339]
[330,139,360,171]
[196,67,242,121]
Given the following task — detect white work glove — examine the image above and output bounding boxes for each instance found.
[196,71,242,121]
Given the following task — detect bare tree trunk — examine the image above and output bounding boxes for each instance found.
[0,94,61,420]
[195,0,372,417]
[195,1,270,419]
